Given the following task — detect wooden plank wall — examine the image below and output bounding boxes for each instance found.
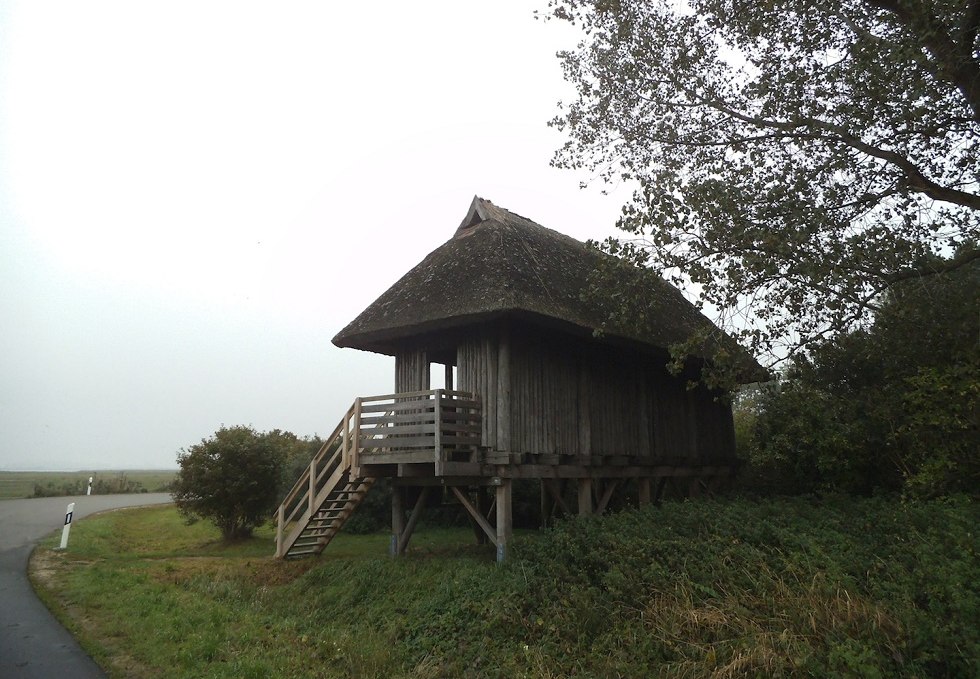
[456,336,498,450]
[395,349,430,393]
[510,331,582,456]
[455,323,736,464]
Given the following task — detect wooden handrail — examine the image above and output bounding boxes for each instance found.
[273,389,482,555]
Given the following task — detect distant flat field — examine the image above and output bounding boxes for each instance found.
[0,470,177,500]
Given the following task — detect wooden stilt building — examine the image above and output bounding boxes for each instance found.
[274,197,760,560]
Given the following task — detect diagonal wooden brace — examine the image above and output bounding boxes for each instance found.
[450,487,498,546]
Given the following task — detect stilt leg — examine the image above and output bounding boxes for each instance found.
[495,480,512,563]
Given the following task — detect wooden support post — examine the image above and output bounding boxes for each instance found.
[540,480,549,529]
[444,363,454,391]
[342,407,350,469]
[638,478,651,506]
[540,478,571,522]
[451,487,497,546]
[399,487,430,554]
[495,480,512,563]
[352,397,362,475]
[596,479,618,515]
[577,478,593,516]
[390,485,405,557]
[689,477,701,499]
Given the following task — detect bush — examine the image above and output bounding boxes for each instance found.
[172,426,288,541]
[738,253,978,498]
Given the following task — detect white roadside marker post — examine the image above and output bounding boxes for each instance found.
[59,502,75,550]
[87,476,93,496]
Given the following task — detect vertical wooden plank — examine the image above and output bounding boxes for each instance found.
[578,357,591,457]
[495,479,512,563]
[487,336,498,450]
[434,389,444,476]
[497,325,511,452]
[445,363,454,391]
[352,397,362,474]
[342,409,350,469]
[687,389,699,462]
[635,369,649,457]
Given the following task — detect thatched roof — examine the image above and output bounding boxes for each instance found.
[333,196,758,376]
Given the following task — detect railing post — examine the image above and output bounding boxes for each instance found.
[352,397,362,473]
[433,389,443,476]
[309,458,316,517]
[275,504,284,558]
[342,405,350,469]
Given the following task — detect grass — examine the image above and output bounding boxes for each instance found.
[0,470,176,499]
[30,496,980,678]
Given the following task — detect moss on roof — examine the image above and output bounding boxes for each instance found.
[333,196,755,375]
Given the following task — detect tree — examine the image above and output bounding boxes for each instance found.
[172,426,288,541]
[741,252,978,496]
[545,0,979,368]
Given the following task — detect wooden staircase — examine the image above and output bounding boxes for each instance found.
[274,389,483,559]
[274,400,373,559]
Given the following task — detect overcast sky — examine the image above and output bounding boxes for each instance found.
[0,1,633,470]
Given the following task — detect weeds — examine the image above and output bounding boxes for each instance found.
[31,496,979,678]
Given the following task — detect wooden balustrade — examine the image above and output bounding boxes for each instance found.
[273,390,482,557]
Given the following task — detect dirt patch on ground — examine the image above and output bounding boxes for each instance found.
[27,547,78,590]
[148,554,317,588]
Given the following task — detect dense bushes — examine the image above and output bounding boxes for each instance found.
[30,473,151,497]
[403,495,979,677]
[736,254,978,498]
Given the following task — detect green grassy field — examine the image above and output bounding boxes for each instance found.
[30,496,979,678]
[0,470,176,499]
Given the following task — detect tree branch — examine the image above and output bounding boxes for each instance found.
[693,91,980,210]
[864,0,980,119]
[962,0,980,53]
[884,246,980,284]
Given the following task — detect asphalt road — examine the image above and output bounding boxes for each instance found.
[0,493,173,678]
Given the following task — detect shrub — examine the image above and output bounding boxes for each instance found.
[172,426,288,541]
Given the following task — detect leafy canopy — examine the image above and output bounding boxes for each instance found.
[545,0,979,366]
[172,426,289,541]
[740,252,978,497]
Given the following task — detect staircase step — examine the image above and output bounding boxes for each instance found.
[275,435,377,558]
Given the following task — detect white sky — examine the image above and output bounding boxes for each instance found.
[0,1,630,470]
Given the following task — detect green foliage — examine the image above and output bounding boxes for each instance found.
[34,497,979,678]
[172,426,288,541]
[278,433,325,498]
[739,255,978,497]
[22,471,174,498]
[544,0,979,366]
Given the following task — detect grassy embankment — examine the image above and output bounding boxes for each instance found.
[31,496,978,678]
[0,470,176,499]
